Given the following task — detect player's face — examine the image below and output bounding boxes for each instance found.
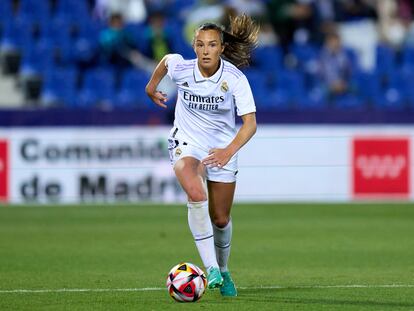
[194,29,224,76]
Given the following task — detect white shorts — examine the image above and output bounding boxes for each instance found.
[167,137,238,183]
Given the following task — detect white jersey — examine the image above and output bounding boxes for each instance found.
[166,54,256,152]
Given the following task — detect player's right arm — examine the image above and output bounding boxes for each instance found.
[145,54,170,108]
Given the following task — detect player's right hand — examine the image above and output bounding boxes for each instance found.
[147,90,168,109]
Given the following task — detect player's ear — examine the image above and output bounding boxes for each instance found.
[192,29,201,50]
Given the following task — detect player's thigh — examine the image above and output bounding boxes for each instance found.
[207,180,236,226]
[174,156,206,201]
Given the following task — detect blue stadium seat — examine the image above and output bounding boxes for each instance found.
[344,47,360,72]
[402,46,414,68]
[376,88,405,110]
[116,88,139,108]
[0,18,33,52]
[244,68,281,109]
[170,0,197,14]
[167,21,193,59]
[0,0,13,38]
[71,20,101,64]
[115,69,151,109]
[39,19,73,64]
[375,44,396,78]
[333,94,364,110]
[72,38,98,64]
[50,14,72,31]
[55,0,90,24]
[116,90,154,109]
[19,40,54,76]
[0,0,12,17]
[251,46,283,74]
[41,67,78,106]
[289,42,318,73]
[352,68,404,110]
[275,69,306,105]
[76,67,116,108]
[374,69,406,110]
[353,70,381,104]
[125,22,149,53]
[399,66,414,107]
[17,0,50,24]
[4,0,408,113]
[296,87,328,110]
[266,88,292,110]
[244,68,268,91]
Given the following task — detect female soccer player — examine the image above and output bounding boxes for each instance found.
[146,14,258,297]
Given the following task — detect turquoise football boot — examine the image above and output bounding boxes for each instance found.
[220,271,237,297]
[207,267,224,289]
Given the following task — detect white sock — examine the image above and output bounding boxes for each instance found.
[187,201,218,271]
[213,219,232,273]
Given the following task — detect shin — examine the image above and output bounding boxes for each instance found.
[187,201,218,270]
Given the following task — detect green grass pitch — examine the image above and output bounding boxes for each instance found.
[1,203,414,310]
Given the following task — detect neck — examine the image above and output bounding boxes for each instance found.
[198,59,221,78]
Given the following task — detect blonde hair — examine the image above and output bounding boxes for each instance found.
[195,14,259,68]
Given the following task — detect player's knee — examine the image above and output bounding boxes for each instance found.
[211,215,230,228]
[186,187,207,202]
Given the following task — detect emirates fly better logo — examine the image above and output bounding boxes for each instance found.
[353,137,410,198]
[0,140,8,202]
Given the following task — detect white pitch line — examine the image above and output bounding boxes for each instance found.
[239,284,414,290]
[0,288,163,294]
[1,284,414,294]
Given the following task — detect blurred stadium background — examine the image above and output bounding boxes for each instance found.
[0,0,413,203]
[1,1,414,310]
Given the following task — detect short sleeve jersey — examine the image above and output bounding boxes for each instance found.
[166,54,256,152]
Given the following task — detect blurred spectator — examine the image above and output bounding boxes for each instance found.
[144,0,174,15]
[98,12,176,98]
[99,12,141,68]
[257,22,279,47]
[5,0,414,111]
[310,0,338,45]
[335,0,378,70]
[399,0,414,21]
[319,32,353,98]
[94,0,147,23]
[335,0,377,22]
[405,0,414,46]
[225,0,266,20]
[377,0,408,49]
[183,0,236,43]
[266,0,314,52]
[143,11,172,62]
[406,24,414,47]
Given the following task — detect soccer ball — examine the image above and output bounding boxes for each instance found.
[166,262,207,302]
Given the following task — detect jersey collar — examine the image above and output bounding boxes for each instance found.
[193,58,224,84]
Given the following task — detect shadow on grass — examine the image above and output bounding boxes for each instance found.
[231,288,414,309]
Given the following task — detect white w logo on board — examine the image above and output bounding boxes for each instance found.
[356,155,406,179]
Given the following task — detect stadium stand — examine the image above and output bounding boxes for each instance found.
[0,0,414,114]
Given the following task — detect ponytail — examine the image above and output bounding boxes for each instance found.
[194,14,259,68]
[223,14,259,68]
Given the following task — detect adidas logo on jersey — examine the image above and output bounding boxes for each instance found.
[180,82,189,87]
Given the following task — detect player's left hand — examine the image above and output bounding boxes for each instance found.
[202,148,232,168]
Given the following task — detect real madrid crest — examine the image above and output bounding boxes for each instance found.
[175,148,182,157]
[220,81,229,93]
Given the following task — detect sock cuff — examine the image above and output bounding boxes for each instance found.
[187,201,208,209]
[212,218,232,231]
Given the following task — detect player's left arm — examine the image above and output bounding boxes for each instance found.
[202,112,256,168]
